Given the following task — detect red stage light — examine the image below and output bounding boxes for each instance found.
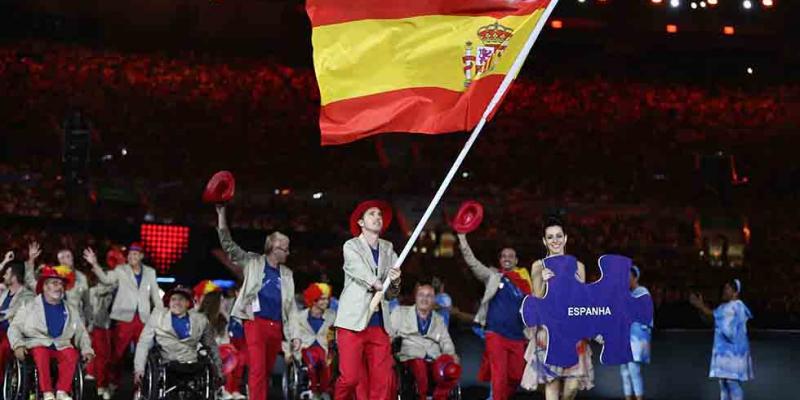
[666,24,678,33]
[551,20,563,29]
[140,224,190,273]
[723,25,735,35]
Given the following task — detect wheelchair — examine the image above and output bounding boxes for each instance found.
[282,338,341,400]
[281,354,312,400]
[392,339,461,400]
[395,362,461,400]
[138,344,217,400]
[2,355,85,400]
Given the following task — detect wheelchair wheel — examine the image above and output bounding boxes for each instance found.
[196,355,216,400]
[71,361,85,400]
[281,358,306,400]
[448,384,461,400]
[140,351,166,400]
[3,359,32,400]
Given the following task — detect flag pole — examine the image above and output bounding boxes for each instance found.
[369,0,560,311]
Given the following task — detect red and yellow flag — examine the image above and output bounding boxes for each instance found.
[307,0,555,145]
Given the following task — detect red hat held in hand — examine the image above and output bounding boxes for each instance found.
[349,200,392,237]
[202,170,236,204]
[452,200,484,234]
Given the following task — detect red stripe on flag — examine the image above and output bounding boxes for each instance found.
[320,75,507,145]
[307,0,550,27]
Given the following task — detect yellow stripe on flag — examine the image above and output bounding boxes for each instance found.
[312,11,545,106]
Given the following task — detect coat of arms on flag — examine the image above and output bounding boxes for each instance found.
[463,21,515,88]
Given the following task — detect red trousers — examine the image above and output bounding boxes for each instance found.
[404,355,461,400]
[302,345,332,394]
[86,328,112,388]
[224,337,248,393]
[111,315,144,384]
[0,330,12,378]
[334,326,395,400]
[244,318,283,400]
[483,332,526,400]
[30,346,79,394]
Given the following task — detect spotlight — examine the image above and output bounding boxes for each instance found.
[762,0,773,6]
[708,0,718,4]
[723,25,735,35]
[700,1,706,6]
[312,192,323,199]
[551,20,563,29]
[651,0,663,3]
[746,67,754,74]
[690,2,697,8]
[666,24,678,33]
[670,0,680,7]
[743,0,752,9]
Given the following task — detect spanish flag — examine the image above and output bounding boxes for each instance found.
[308,0,557,145]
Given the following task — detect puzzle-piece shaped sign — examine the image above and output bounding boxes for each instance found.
[520,254,653,368]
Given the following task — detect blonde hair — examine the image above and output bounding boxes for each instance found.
[264,231,289,254]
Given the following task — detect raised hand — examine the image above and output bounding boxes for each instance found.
[83,248,99,267]
[28,241,41,262]
[2,251,13,265]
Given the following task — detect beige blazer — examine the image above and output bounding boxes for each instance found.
[217,228,296,340]
[25,265,92,323]
[94,264,161,323]
[133,308,222,376]
[0,287,35,325]
[390,305,455,362]
[89,284,115,330]
[458,235,505,326]
[7,295,93,356]
[333,235,400,332]
[293,308,336,354]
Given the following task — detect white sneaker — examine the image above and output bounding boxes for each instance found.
[220,389,233,400]
[55,391,73,400]
[43,393,55,400]
[232,392,246,400]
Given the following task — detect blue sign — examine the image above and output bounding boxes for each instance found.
[520,254,653,368]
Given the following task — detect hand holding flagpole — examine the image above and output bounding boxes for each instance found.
[368,0,561,312]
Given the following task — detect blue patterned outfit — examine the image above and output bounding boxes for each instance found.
[620,286,653,397]
[709,299,754,400]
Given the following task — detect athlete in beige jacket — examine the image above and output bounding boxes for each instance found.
[390,283,460,400]
[215,204,296,400]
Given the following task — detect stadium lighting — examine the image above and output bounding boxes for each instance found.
[762,0,773,6]
[666,24,678,33]
[670,0,680,8]
[743,0,753,9]
[708,0,718,4]
[312,192,323,199]
[700,1,707,7]
[690,2,697,8]
[651,0,663,3]
[746,67,754,74]
[723,25,735,35]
